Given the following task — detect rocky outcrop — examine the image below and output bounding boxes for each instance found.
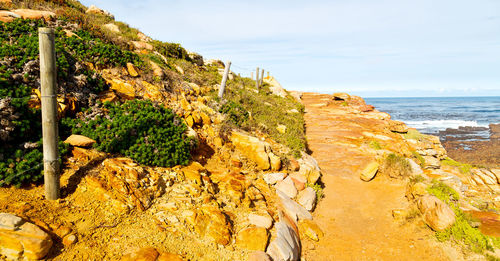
[263,76,288,98]
[418,195,456,231]
[235,226,269,251]
[86,5,114,19]
[0,213,53,260]
[230,131,281,170]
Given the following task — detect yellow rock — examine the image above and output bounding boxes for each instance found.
[230,131,270,170]
[214,137,223,147]
[142,81,163,101]
[298,219,324,242]
[109,79,135,99]
[126,62,139,77]
[192,111,202,125]
[360,161,379,182]
[121,247,158,261]
[235,226,269,251]
[181,162,204,185]
[194,206,231,245]
[180,98,192,113]
[158,252,184,261]
[64,134,96,147]
[200,112,211,126]
[269,152,281,171]
[185,115,194,128]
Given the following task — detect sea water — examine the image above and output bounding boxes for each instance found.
[364,97,500,139]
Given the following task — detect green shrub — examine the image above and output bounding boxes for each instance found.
[380,153,411,178]
[63,100,192,167]
[219,100,249,126]
[214,78,306,157]
[441,157,473,174]
[307,182,324,200]
[152,40,189,60]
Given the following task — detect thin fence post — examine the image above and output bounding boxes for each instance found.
[256,67,260,91]
[251,72,254,80]
[218,60,231,99]
[267,71,270,78]
[260,69,264,86]
[39,27,60,200]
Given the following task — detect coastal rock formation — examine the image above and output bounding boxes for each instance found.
[64,134,96,147]
[0,213,53,260]
[418,195,456,231]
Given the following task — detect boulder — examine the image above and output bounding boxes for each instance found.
[188,52,204,66]
[422,156,440,169]
[126,63,139,77]
[103,23,120,33]
[360,161,379,181]
[263,76,287,98]
[230,131,270,170]
[263,172,286,185]
[108,79,135,99]
[266,220,300,261]
[149,61,164,78]
[418,195,456,231]
[275,176,298,198]
[277,190,312,221]
[12,9,55,20]
[298,219,324,241]
[0,213,53,260]
[235,226,269,251]
[248,251,272,261]
[289,172,306,191]
[0,10,20,23]
[64,134,96,147]
[193,205,231,245]
[248,213,273,229]
[297,187,317,211]
[407,158,424,175]
[131,41,154,51]
[332,92,350,101]
[86,5,114,18]
[388,120,409,133]
[298,153,321,184]
[269,152,281,171]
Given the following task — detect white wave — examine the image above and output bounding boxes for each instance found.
[404,120,489,130]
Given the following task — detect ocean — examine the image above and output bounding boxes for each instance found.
[364,97,500,140]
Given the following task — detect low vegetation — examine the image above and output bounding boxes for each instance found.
[380,153,411,178]
[214,77,306,158]
[403,129,426,141]
[427,181,500,254]
[62,100,192,167]
[441,157,473,174]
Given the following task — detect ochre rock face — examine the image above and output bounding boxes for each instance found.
[230,131,270,170]
[0,213,53,260]
[194,205,232,246]
[11,9,56,20]
[418,195,456,231]
[235,226,269,251]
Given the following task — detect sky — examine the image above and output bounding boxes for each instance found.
[80,0,500,97]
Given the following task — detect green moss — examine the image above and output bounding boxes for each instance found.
[411,151,426,167]
[441,157,473,174]
[63,100,191,167]
[369,140,382,150]
[307,183,324,200]
[404,129,426,141]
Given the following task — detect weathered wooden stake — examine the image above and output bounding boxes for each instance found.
[256,67,260,91]
[218,60,231,99]
[267,71,270,78]
[251,72,254,80]
[260,69,265,86]
[39,27,60,200]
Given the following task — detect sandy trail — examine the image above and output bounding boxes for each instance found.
[300,92,450,261]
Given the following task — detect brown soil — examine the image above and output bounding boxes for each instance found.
[300,92,458,261]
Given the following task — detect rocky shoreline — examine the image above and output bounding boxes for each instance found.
[440,123,500,168]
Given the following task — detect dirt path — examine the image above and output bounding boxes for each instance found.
[300,92,450,261]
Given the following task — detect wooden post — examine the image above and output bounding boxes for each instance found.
[267,71,270,78]
[260,69,265,86]
[218,60,231,99]
[256,67,260,90]
[39,27,60,200]
[251,72,254,80]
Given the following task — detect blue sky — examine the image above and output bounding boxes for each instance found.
[80,0,500,97]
